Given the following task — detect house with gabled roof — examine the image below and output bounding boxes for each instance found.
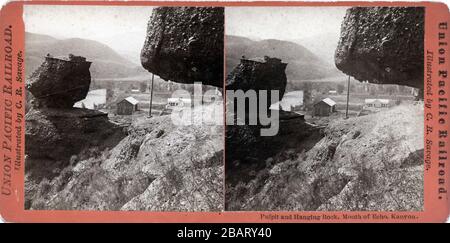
[313,97,336,117]
[117,96,139,115]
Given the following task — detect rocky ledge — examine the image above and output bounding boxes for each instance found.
[25,108,124,163]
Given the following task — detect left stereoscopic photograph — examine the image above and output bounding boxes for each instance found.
[23,5,224,211]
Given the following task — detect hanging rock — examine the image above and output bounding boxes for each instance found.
[141,7,224,87]
[335,7,424,89]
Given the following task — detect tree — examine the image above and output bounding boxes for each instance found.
[106,89,114,102]
[140,81,147,93]
[301,82,312,110]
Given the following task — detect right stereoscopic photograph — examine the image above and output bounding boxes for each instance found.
[225,7,425,211]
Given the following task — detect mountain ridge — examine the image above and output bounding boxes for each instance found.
[226,35,340,81]
[25,32,149,79]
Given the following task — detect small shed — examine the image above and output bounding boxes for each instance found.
[117,96,139,115]
[313,98,336,116]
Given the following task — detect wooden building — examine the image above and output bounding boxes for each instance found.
[313,98,336,117]
[117,96,139,115]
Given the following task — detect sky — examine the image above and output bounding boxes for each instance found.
[23,5,154,63]
[23,5,348,64]
[225,7,347,40]
[226,7,348,64]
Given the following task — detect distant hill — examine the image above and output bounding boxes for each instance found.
[94,30,147,65]
[292,32,341,65]
[226,35,340,81]
[26,32,59,45]
[25,32,149,79]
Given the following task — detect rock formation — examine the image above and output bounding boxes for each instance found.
[25,108,123,163]
[225,55,289,122]
[25,55,126,208]
[226,104,424,211]
[26,107,224,211]
[335,7,424,89]
[226,57,288,106]
[226,112,314,165]
[141,7,224,87]
[226,7,425,211]
[225,56,308,165]
[27,55,92,108]
[26,54,224,211]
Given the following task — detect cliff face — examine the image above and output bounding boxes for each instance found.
[27,56,92,108]
[335,7,424,89]
[141,7,224,87]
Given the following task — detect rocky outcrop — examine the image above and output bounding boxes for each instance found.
[225,56,294,165]
[141,7,224,87]
[226,111,311,165]
[226,57,288,105]
[226,104,424,211]
[335,7,424,89]
[26,107,224,211]
[25,108,124,163]
[27,55,92,108]
[25,55,128,209]
[25,55,123,166]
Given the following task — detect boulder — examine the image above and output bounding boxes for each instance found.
[226,57,288,115]
[226,57,288,99]
[27,55,92,108]
[141,7,224,87]
[335,7,424,89]
[225,56,293,165]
